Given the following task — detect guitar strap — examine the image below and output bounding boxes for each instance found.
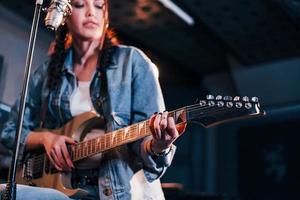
[96,49,108,117]
[96,44,116,117]
[39,80,49,128]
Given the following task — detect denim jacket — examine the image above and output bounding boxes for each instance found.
[1,45,176,199]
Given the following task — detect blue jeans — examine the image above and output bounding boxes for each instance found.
[0,184,72,200]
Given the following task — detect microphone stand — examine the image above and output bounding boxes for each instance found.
[2,0,44,199]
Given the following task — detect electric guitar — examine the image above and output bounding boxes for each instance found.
[16,95,265,198]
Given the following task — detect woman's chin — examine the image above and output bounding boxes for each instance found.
[79,33,102,42]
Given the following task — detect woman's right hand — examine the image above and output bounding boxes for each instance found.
[42,132,75,171]
[26,131,75,171]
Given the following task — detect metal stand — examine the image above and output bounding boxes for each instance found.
[2,0,43,199]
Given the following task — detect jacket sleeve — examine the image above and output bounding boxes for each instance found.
[0,63,47,161]
[130,47,176,182]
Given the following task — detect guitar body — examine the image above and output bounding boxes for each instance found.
[16,112,106,198]
[16,167,88,198]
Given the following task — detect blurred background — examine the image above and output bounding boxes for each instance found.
[1,0,300,199]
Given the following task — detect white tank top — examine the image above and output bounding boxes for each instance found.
[70,81,95,116]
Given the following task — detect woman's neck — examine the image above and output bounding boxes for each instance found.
[72,39,101,65]
[72,39,101,81]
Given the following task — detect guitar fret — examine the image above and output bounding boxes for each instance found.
[72,146,76,160]
[132,131,137,138]
[79,145,82,158]
[116,130,123,144]
[85,141,88,156]
[106,134,111,149]
[82,143,86,157]
[77,145,79,160]
[144,121,147,136]
[72,147,75,160]
[85,143,88,157]
[129,129,134,139]
[137,123,141,136]
[87,140,91,155]
[111,132,116,146]
[92,139,95,154]
[146,125,151,135]
[96,138,100,152]
[124,128,130,140]
[101,136,105,150]
[77,146,80,160]
[75,146,78,160]
[138,122,144,136]
[90,140,93,154]
[132,124,138,137]
[89,140,92,155]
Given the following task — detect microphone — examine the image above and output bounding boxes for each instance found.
[45,0,72,31]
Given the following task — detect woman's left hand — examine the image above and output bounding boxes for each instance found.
[149,111,186,154]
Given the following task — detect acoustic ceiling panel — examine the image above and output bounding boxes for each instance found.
[181,0,300,65]
[1,0,300,82]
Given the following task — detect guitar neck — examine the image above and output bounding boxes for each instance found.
[71,107,188,162]
[71,96,264,162]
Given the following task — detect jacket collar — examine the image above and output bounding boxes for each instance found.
[61,48,73,72]
[62,47,118,72]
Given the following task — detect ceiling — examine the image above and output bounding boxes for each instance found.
[1,0,300,84]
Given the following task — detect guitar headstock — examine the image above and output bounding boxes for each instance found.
[187,95,266,128]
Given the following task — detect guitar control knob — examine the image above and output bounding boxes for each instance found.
[226,102,233,108]
[206,94,214,100]
[223,96,232,101]
[233,96,240,101]
[217,101,224,107]
[216,95,222,100]
[245,103,252,109]
[242,96,249,102]
[251,97,259,103]
[235,102,243,108]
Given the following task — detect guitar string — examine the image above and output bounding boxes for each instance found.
[187,102,255,118]
[74,103,227,148]
[28,103,253,165]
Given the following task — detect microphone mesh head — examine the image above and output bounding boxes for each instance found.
[45,0,72,31]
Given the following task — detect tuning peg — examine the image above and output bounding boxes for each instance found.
[199,100,206,106]
[206,94,214,100]
[217,101,224,107]
[226,102,233,108]
[42,7,48,12]
[233,96,240,101]
[245,103,252,109]
[223,96,232,101]
[216,95,222,100]
[251,97,259,103]
[208,101,215,106]
[235,102,243,108]
[242,96,249,102]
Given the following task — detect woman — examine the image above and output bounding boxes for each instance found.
[0,0,185,199]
